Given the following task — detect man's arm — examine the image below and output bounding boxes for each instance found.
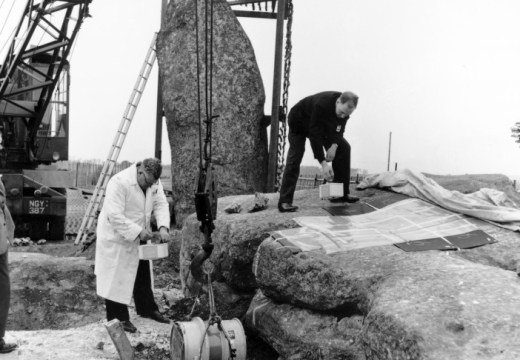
[308,105,327,164]
[326,117,349,161]
[152,180,170,241]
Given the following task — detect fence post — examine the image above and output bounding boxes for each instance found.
[75,161,79,187]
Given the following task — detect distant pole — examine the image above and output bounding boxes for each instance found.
[154,0,168,160]
[387,131,392,172]
[266,0,287,192]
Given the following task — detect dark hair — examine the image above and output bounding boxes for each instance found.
[339,91,359,107]
[142,158,162,180]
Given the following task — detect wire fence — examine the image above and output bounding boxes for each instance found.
[296,173,365,191]
[57,160,365,192]
[57,160,132,189]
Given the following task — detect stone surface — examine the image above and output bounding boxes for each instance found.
[8,252,104,330]
[250,199,520,359]
[157,0,268,224]
[179,177,520,294]
[179,188,347,295]
[245,291,366,360]
[253,229,520,359]
[178,173,520,359]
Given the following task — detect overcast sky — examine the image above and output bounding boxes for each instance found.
[2,0,520,178]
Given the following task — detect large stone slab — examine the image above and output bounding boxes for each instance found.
[245,291,366,360]
[179,188,344,295]
[157,0,268,224]
[179,173,520,358]
[179,181,520,293]
[252,225,520,359]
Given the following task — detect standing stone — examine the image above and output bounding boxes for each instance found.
[157,0,268,225]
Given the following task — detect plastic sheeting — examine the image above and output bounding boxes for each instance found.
[271,199,495,254]
[356,169,520,231]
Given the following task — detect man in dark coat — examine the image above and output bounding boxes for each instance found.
[0,178,17,353]
[278,91,359,212]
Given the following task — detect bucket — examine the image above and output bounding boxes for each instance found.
[319,182,344,199]
[170,317,246,360]
[138,242,168,260]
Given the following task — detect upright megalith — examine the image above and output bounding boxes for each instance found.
[157,0,268,225]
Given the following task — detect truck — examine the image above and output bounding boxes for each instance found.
[0,0,91,240]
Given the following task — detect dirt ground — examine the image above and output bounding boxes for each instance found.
[7,241,278,360]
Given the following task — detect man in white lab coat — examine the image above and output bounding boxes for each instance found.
[95,158,171,333]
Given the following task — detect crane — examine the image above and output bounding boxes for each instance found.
[0,0,91,239]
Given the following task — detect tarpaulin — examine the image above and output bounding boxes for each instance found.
[356,169,520,231]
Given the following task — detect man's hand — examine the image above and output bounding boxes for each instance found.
[321,161,334,181]
[325,144,338,162]
[158,227,170,243]
[138,229,153,242]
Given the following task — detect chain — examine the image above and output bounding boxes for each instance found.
[275,0,293,191]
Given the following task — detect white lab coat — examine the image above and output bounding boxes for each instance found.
[94,164,170,304]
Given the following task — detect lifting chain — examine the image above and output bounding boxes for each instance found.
[275,0,293,190]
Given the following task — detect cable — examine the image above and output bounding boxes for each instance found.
[194,0,202,167]
[204,0,208,130]
[0,0,16,44]
[208,0,214,160]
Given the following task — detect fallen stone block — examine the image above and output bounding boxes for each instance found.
[253,234,520,359]
[245,290,365,360]
[179,190,335,295]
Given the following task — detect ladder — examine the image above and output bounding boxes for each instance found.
[75,33,158,246]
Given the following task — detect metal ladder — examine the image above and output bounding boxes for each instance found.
[75,33,158,246]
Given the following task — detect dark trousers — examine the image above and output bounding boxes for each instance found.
[279,131,351,205]
[0,252,9,339]
[105,259,158,321]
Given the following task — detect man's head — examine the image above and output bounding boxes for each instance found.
[335,91,359,119]
[137,158,162,189]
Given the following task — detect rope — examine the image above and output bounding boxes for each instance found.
[275,0,293,190]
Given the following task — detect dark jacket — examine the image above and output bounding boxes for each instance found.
[288,91,348,163]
